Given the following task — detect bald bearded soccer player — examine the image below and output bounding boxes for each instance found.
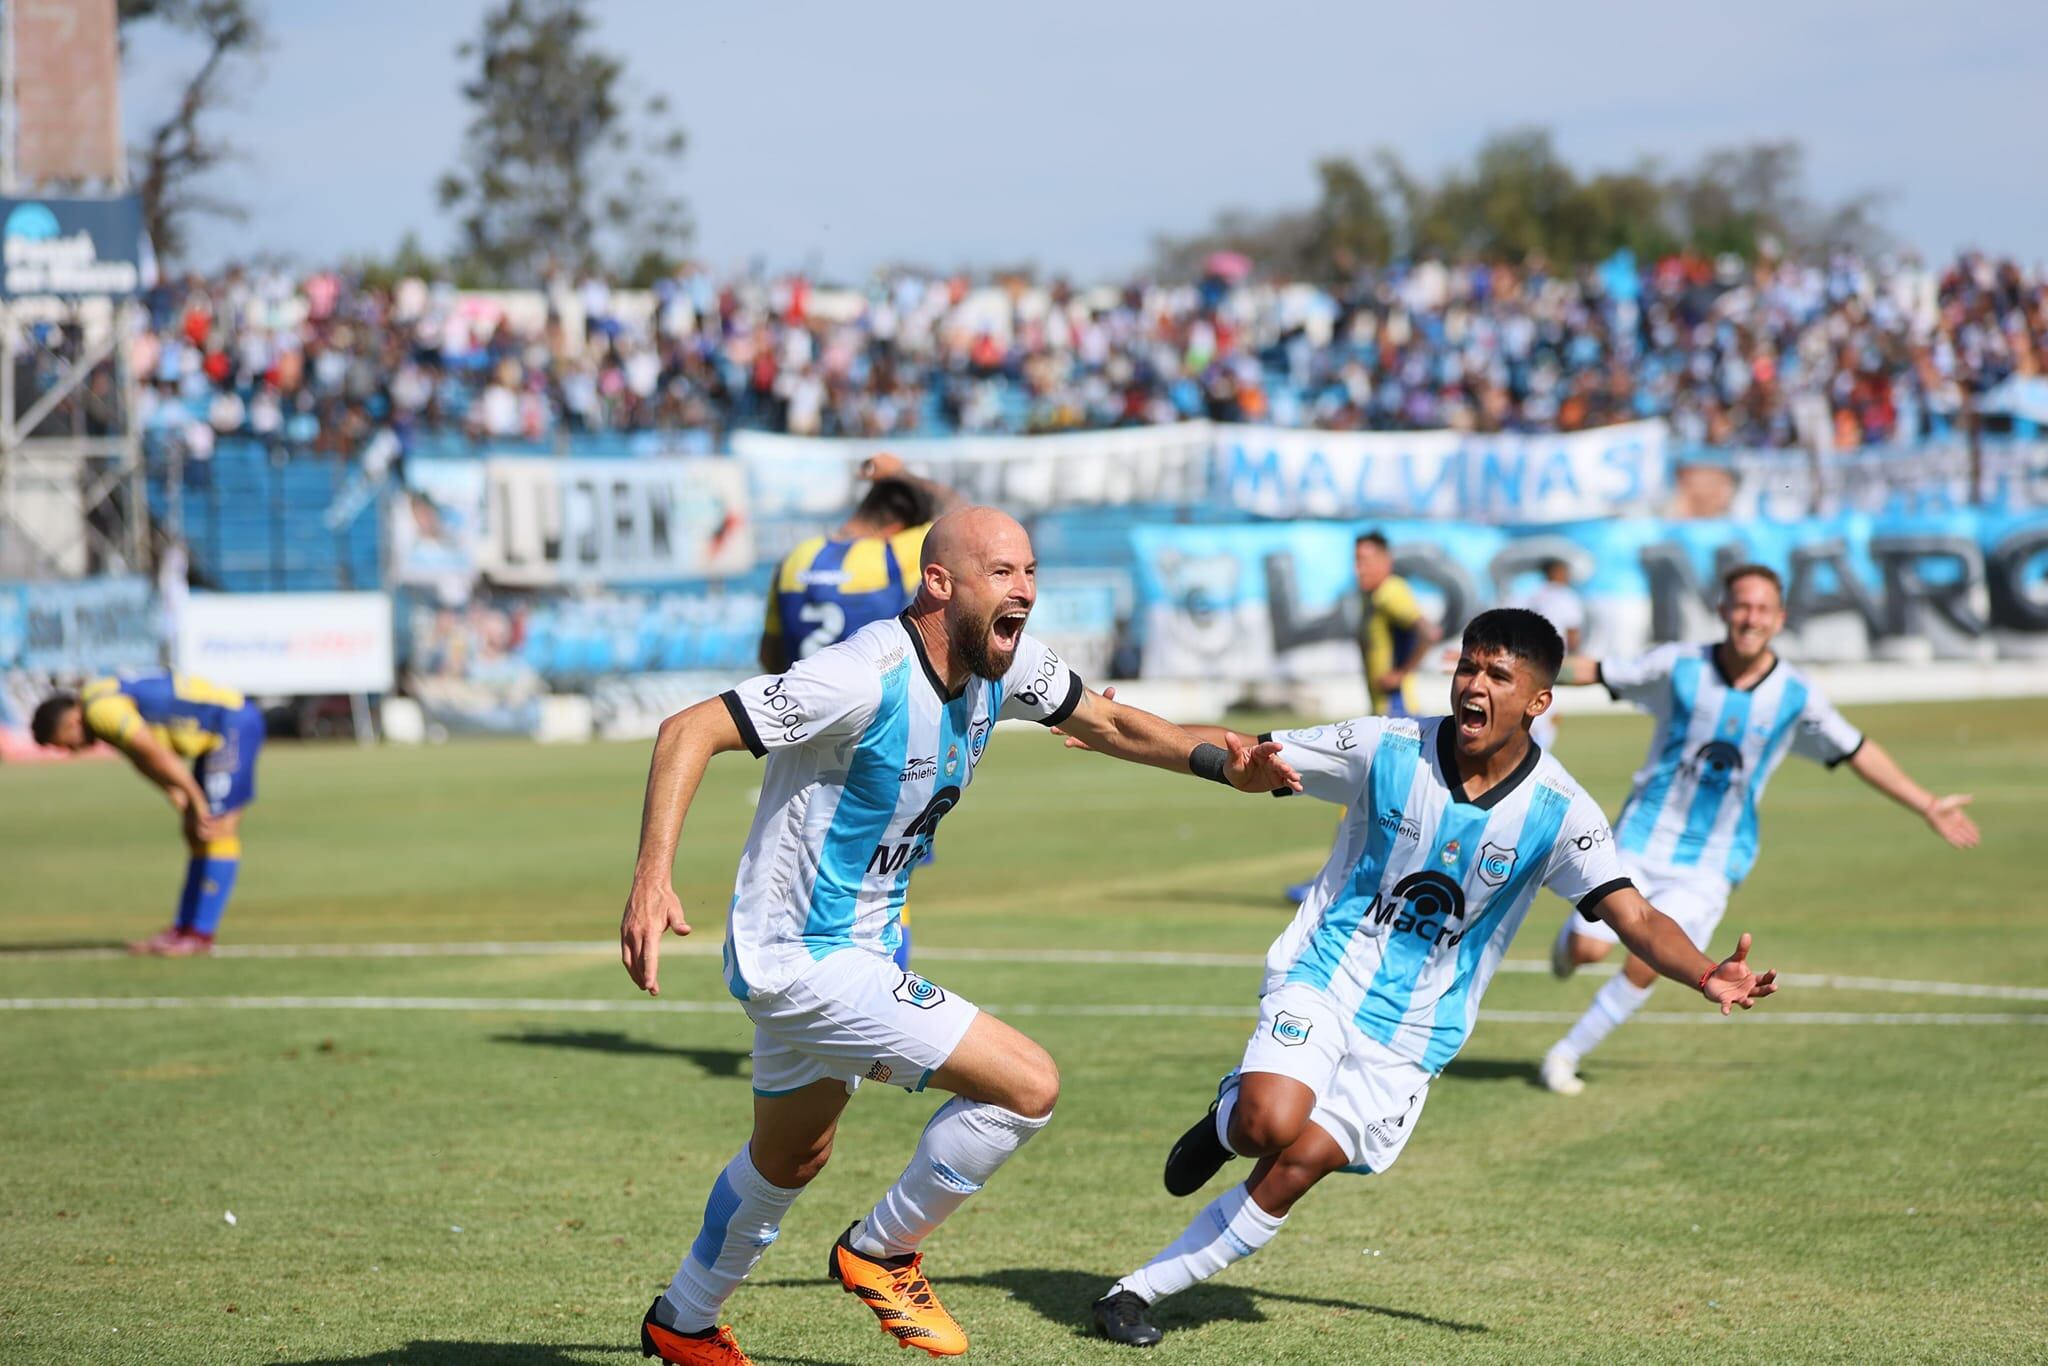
[619,507,1304,1365]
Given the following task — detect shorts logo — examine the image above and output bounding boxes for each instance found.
[1271,1011,1312,1047]
[866,1061,894,1083]
[1476,841,1516,888]
[893,972,946,1010]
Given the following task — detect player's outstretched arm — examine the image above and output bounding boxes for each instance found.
[1553,656,1601,687]
[621,698,749,997]
[1846,740,1980,850]
[1593,886,1779,1015]
[1053,686,1301,794]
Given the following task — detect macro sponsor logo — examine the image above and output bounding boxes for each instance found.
[1361,869,1472,947]
[893,973,946,1009]
[868,785,961,875]
[1687,738,1746,791]
[1377,806,1421,841]
[1270,1011,1313,1047]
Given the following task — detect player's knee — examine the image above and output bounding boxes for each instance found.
[1009,1055,1060,1120]
[1231,1095,1307,1156]
[752,1133,833,1189]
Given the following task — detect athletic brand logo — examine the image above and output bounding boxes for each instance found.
[1271,1011,1313,1047]
[1377,806,1421,841]
[899,755,937,782]
[1476,841,1516,888]
[867,1061,894,1083]
[893,973,946,1009]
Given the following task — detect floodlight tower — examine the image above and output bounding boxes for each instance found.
[0,0,148,579]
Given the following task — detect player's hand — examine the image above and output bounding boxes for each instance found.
[181,801,219,847]
[1225,730,1302,795]
[621,879,692,997]
[1052,685,1114,750]
[1374,672,1405,696]
[1922,794,1979,850]
[858,453,905,481]
[1700,932,1777,1016]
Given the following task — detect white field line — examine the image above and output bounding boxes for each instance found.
[7,940,2047,1003]
[0,995,2041,1026]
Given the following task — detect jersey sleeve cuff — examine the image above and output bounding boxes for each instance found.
[720,690,766,758]
[1037,673,1084,728]
[1825,736,1865,770]
[1576,877,1635,921]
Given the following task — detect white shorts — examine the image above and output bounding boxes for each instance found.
[1235,982,1433,1175]
[1573,855,1731,950]
[743,946,980,1098]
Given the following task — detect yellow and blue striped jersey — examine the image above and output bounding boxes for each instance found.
[81,673,247,759]
[765,525,931,662]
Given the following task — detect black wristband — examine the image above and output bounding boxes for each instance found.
[1189,742,1231,785]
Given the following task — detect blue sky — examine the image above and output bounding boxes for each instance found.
[121,0,2048,278]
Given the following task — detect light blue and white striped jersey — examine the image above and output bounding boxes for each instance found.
[1601,644,1863,886]
[717,615,1082,1000]
[1261,717,1631,1071]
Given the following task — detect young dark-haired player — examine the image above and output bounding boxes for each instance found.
[1086,608,1779,1348]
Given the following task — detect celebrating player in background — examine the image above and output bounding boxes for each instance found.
[758,453,961,672]
[1537,563,1979,1095]
[31,674,263,956]
[620,506,1300,1366]
[1089,608,1776,1348]
[1284,531,1439,903]
[1515,557,1584,751]
[759,453,961,968]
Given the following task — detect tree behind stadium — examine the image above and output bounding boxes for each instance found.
[437,0,690,287]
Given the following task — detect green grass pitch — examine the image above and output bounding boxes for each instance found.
[2,698,2044,1364]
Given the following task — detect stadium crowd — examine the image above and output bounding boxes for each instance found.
[109,250,2048,457]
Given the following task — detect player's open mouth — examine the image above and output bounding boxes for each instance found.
[992,609,1027,647]
[1457,698,1488,736]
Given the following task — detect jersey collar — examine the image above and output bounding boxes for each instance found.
[1709,642,1778,692]
[898,612,968,700]
[1434,717,1542,811]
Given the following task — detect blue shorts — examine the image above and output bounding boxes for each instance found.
[194,704,264,815]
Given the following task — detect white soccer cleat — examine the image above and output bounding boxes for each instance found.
[1541,1046,1585,1096]
[1550,918,1577,979]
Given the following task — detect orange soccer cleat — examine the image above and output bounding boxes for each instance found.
[825,1223,969,1356]
[639,1299,754,1365]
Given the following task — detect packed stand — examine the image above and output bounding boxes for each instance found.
[90,251,2048,458]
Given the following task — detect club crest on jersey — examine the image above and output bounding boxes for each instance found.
[969,717,993,759]
[1271,1011,1312,1047]
[1476,841,1516,888]
[893,973,946,1010]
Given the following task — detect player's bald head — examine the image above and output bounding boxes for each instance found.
[920,505,1031,578]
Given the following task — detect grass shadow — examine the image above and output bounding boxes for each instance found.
[0,938,127,954]
[286,1343,635,1365]
[967,1266,1487,1337]
[492,1029,749,1080]
[1439,1056,1542,1086]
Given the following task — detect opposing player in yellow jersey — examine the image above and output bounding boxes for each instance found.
[32,672,265,955]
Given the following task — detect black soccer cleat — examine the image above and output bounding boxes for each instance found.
[1162,1097,1236,1197]
[1092,1290,1163,1347]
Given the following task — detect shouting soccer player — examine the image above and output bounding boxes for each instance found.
[619,506,1301,1365]
[1087,608,1778,1348]
[1537,563,1980,1095]
[31,673,263,955]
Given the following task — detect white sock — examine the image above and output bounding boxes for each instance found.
[1213,1075,1243,1156]
[1113,1182,1286,1304]
[854,1096,1051,1258]
[661,1145,805,1333]
[1558,975,1654,1062]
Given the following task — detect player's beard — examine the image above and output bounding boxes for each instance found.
[949,606,1017,681]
